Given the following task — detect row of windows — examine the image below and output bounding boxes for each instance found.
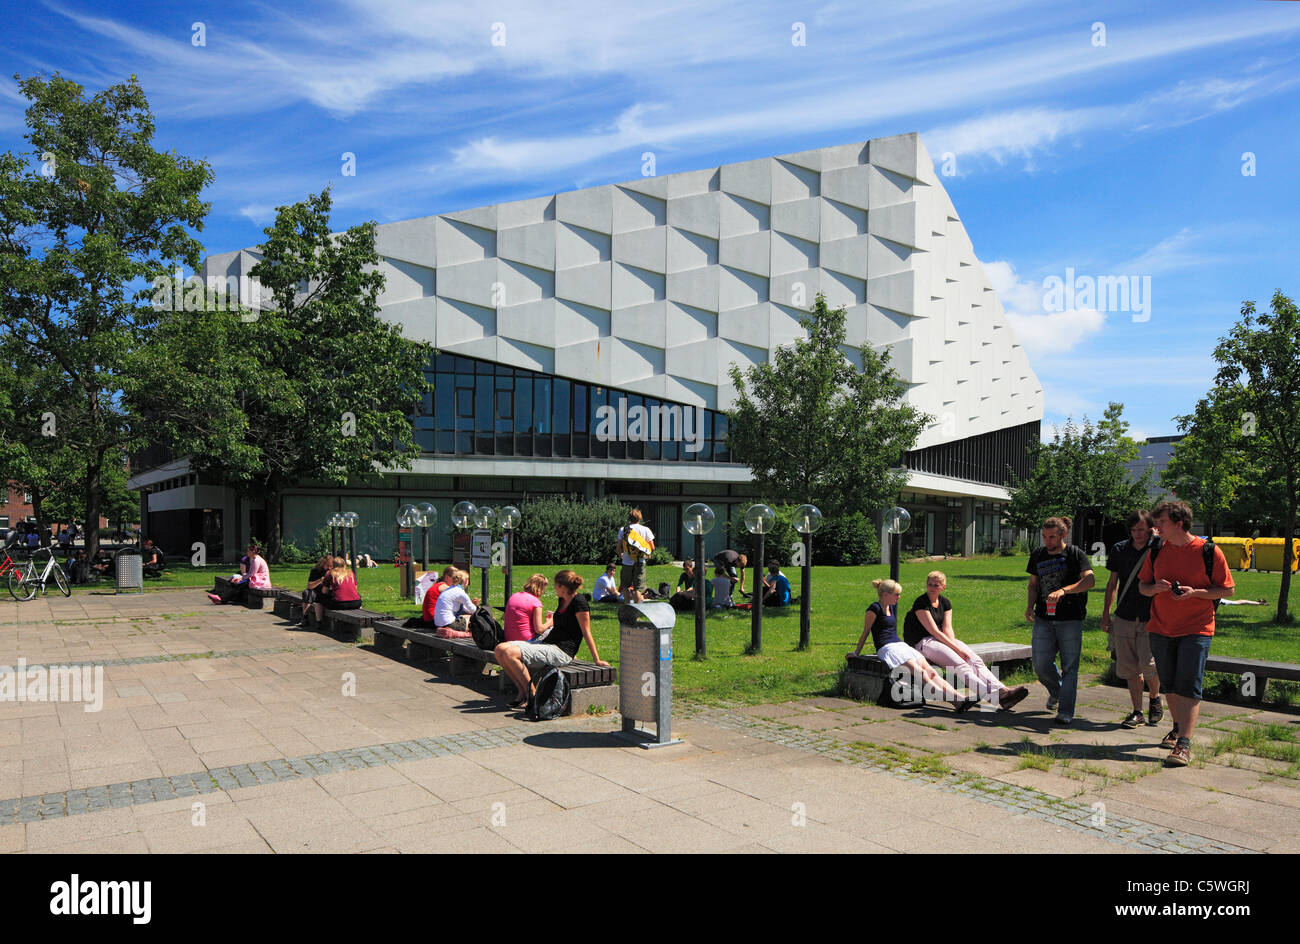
[417,353,736,462]
[903,421,1039,486]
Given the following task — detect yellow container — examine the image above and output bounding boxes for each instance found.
[1210,537,1253,571]
[1249,537,1300,573]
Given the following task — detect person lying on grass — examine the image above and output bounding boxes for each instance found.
[851,578,978,712]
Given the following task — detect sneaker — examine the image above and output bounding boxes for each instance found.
[1045,694,1059,711]
[1147,698,1164,726]
[997,686,1030,711]
[1053,715,1073,726]
[1121,710,1145,728]
[1165,739,1191,767]
[1159,726,1180,750]
[206,593,222,604]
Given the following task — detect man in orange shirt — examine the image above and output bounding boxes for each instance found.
[1138,501,1235,768]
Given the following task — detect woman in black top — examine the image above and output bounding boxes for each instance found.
[851,578,975,711]
[301,554,332,625]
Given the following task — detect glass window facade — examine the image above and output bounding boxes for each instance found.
[416,353,739,464]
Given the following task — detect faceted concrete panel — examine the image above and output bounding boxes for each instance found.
[869,202,921,251]
[867,235,917,278]
[497,221,555,271]
[821,199,867,242]
[768,269,820,311]
[613,187,667,233]
[770,197,820,244]
[434,258,499,309]
[718,194,769,238]
[444,204,497,231]
[719,266,768,311]
[720,157,772,205]
[498,259,554,306]
[719,231,770,278]
[772,160,819,203]
[869,132,922,180]
[770,232,819,277]
[555,262,612,310]
[715,339,767,388]
[666,227,717,272]
[609,337,665,383]
[497,336,556,374]
[496,195,554,230]
[436,218,496,267]
[556,224,610,270]
[555,300,610,343]
[613,227,667,273]
[556,186,613,234]
[437,297,497,347]
[821,269,865,308]
[611,301,668,349]
[665,341,719,386]
[820,165,871,210]
[498,298,557,348]
[770,305,808,349]
[718,303,770,349]
[666,266,719,312]
[667,192,720,238]
[377,257,434,306]
[866,304,912,345]
[554,339,611,386]
[378,296,437,346]
[612,263,665,308]
[818,235,869,280]
[666,303,716,346]
[373,216,437,268]
[868,165,914,209]
[667,168,719,199]
[661,374,717,409]
[616,174,670,200]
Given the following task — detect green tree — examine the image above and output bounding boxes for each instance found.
[1213,291,1300,622]
[1162,386,1255,536]
[135,190,431,561]
[0,73,212,559]
[1005,403,1152,537]
[726,294,931,527]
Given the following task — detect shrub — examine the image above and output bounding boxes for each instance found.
[648,546,675,565]
[723,505,881,566]
[279,541,314,564]
[512,496,631,565]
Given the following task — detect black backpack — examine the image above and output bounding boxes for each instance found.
[528,666,570,721]
[469,607,504,651]
[1149,539,1222,611]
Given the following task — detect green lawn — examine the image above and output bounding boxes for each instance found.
[65,553,1300,706]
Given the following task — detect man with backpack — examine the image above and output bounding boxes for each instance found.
[617,508,655,604]
[1101,509,1163,728]
[1138,500,1235,768]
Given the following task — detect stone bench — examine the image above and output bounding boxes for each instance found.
[318,607,391,643]
[372,619,618,716]
[1204,655,1300,703]
[842,641,1032,706]
[211,576,286,610]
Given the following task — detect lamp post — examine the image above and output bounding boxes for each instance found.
[744,504,775,654]
[395,504,420,598]
[886,505,911,583]
[328,513,342,558]
[340,512,359,577]
[499,505,520,602]
[415,502,437,571]
[684,502,715,659]
[793,504,823,651]
[472,505,497,606]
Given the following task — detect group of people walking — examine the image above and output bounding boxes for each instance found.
[852,499,1234,768]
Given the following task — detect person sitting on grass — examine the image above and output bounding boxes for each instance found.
[420,565,458,626]
[91,548,113,580]
[710,566,734,609]
[68,549,90,585]
[432,568,479,638]
[209,544,270,606]
[309,556,361,624]
[902,571,1029,711]
[142,538,166,578]
[593,563,620,603]
[495,570,609,710]
[850,578,978,712]
[504,573,551,643]
[761,563,791,607]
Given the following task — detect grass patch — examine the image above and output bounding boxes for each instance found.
[907,754,952,777]
[1014,737,1058,771]
[1205,723,1300,777]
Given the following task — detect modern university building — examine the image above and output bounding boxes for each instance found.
[128,133,1043,563]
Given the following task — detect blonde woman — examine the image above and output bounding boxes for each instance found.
[311,556,361,624]
[504,573,551,642]
[851,578,977,712]
[902,571,1029,710]
[432,568,479,638]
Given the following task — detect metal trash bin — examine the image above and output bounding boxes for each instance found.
[615,602,682,748]
[1250,537,1300,573]
[115,547,144,594]
[1210,536,1253,571]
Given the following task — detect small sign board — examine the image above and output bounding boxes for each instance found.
[471,529,491,568]
[451,531,471,567]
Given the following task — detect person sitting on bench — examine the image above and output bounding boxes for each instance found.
[209,543,270,605]
[301,554,332,624]
[495,570,609,709]
[432,568,479,638]
[142,539,166,578]
[311,556,361,624]
[420,565,458,626]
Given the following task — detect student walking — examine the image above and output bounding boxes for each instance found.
[1025,517,1094,725]
[617,509,655,603]
[1102,510,1164,728]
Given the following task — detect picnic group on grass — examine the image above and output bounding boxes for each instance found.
[849,499,1235,768]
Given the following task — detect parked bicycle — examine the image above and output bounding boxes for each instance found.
[8,546,72,601]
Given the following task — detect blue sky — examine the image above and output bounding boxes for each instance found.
[3,0,1298,442]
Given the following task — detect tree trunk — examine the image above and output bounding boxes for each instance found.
[1278,489,1297,624]
[30,489,49,548]
[85,450,105,560]
[267,484,283,563]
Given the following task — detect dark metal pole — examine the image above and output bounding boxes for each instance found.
[799,532,812,651]
[694,532,706,659]
[422,526,429,572]
[890,532,900,583]
[504,531,514,602]
[349,531,357,578]
[750,533,764,654]
[481,566,490,610]
[330,527,337,559]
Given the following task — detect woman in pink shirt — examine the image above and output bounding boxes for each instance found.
[209,544,271,606]
[504,574,551,642]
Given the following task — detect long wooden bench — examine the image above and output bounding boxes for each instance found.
[1205,655,1300,703]
[321,607,391,643]
[372,619,618,715]
[843,641,1032,707]
[211,576,286,610]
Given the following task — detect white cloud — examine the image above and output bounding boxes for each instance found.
[983,258,1107,356]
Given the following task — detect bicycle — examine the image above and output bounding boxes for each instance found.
[8,546,72,601]
[0,548,26,600]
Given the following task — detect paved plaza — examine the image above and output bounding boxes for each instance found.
[0,590,1296,854]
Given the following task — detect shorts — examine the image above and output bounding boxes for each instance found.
[877,641,923,670]
[1111,616,1156,680]
[513,642,573,670]
[1149,632,1212,700]
[620,560,647,592]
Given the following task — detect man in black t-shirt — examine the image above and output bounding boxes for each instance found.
[1025,517,1094,725]
[1102,509,1163,728]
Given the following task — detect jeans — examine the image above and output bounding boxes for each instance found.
[1032,619,1083,719]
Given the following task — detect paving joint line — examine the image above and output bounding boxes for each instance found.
[0,643,349,672]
